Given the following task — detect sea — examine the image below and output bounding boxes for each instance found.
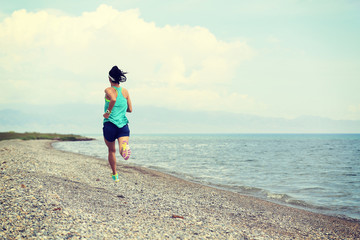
[53,134,360,220]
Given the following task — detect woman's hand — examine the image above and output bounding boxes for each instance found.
[103,112,110,119]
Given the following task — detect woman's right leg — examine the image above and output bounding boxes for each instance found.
[118,136,131,160]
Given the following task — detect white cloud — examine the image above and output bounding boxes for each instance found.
[0,4,257,113]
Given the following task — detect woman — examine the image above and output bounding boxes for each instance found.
[103,66,132,182]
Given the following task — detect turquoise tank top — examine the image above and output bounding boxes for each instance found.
[103,86,129,128]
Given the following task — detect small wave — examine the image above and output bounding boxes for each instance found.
[266,192,290,201]
[296,187,326,193]
[217,186,330,213]
[264,192,337,213]
[343,173,357,177]
[201,183,265,196]
[286,199,316,209]
[244,159,257,162]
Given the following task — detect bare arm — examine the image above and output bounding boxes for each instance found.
[103,87,117,119]
[122,88,132,113]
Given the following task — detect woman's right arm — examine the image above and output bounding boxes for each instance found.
[103,87,117,118]
[123,88,132,113]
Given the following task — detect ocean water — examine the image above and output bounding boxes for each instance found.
[53,134,360,220]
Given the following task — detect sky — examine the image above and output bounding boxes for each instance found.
[0,0,360,133]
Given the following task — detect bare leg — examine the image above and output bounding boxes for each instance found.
[118,136,130,160]
[104,138,117,175]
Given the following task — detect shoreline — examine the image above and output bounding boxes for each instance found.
[54,136,360,222]
[1,139,359,239]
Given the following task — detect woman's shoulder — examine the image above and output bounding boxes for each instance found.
[121,87,129,93]
[121,87,130,98]
[105,86,114,91]
[105,86,118,92]
[104,87,118,98]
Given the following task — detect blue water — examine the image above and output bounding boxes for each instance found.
[53,134,360,220]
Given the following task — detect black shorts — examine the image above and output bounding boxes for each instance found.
[103,122,130,142]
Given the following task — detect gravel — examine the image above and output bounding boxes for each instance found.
[1,139,359,239]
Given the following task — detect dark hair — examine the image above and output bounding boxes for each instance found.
[109,66,127,83]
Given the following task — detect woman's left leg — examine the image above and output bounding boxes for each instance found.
[104,138,117,175]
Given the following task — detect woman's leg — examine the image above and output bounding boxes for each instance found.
[104,138,117,175]
[118,136,131,160]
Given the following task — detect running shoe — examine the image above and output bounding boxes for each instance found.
[121,141,131,160]
[112,173,119,182]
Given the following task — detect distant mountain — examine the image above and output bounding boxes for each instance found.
[129,106,360,134]
[0,105,102,134]
[0,104,359,134]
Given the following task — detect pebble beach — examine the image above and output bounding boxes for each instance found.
[1,140,359,239]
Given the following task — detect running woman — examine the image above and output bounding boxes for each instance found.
[103,66,133,182]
